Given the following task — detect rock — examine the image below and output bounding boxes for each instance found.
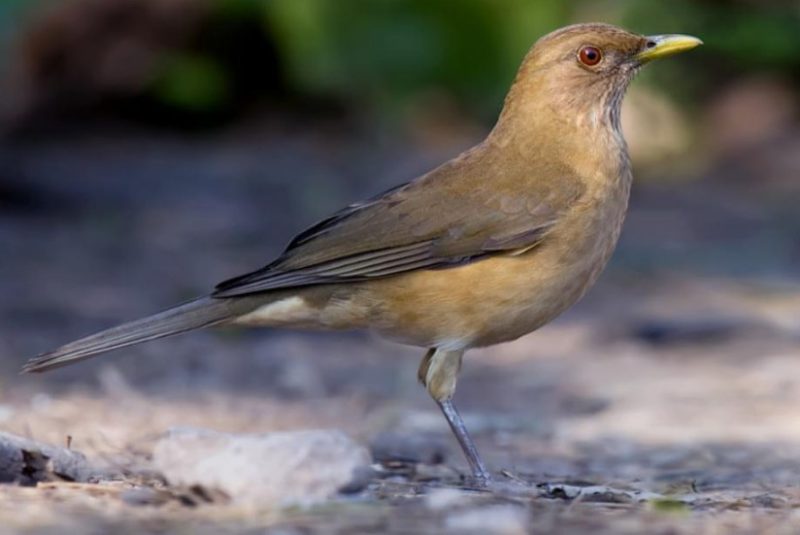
[0,431,100,484]
[152,427,372,508]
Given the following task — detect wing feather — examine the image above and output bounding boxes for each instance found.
[214,151,584,297]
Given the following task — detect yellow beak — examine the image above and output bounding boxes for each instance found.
[636,34,703,63]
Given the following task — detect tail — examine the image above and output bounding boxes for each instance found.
[22,296,239,373]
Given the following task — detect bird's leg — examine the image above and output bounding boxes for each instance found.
[438,398,491,487]
[418,348,491,486]
[417,348,436,384]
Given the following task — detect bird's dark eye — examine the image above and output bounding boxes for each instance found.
[578,46,602,66]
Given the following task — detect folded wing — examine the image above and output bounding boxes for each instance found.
[214,154,584,297]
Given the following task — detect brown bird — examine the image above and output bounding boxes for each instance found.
[22,23,701,485]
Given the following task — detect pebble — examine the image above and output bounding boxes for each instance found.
[0,431,101,484]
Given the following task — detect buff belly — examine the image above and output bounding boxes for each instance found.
[353,243,600,349]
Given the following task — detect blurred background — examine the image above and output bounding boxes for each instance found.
[2,0,800,529]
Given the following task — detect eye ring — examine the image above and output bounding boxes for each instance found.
[578,46,602,66]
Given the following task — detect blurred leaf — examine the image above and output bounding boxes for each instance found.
[621,0,800,70]
[152,54,230,112]
[261,0,572,120]
[215,0,264,17]
[261,0,339,91]
[5,0,799,127]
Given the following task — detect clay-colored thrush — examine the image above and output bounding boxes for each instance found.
[23,24,701,485]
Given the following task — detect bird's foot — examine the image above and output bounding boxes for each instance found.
[462,472,493,490]
[457,469,540,496]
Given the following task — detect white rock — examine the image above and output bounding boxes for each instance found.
[152,427,371,508]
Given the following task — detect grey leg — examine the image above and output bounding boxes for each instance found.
[419,348,492,486]
[437,398,491,485]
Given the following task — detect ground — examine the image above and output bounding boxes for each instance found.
[2,120,800,533]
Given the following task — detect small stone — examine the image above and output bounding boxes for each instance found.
[0,431,102,484]
[152,427,372,508]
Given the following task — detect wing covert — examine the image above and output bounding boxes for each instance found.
[213,153,583,297]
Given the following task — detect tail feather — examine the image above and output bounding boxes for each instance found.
[22,296,237,373]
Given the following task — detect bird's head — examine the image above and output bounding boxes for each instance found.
[495,23,701,141]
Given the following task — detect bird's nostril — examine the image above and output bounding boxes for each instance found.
[646,40,657,49]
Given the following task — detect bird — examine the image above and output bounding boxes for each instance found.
[22,23,701,486]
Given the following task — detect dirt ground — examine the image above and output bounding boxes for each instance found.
[2,121,800,533]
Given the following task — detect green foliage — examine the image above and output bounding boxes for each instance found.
[621,0,800,108]
[622,1,800,69]
[5,0,800,121]
[257,0,800,120]
[152,54,230,112]
[261,0,572,119]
